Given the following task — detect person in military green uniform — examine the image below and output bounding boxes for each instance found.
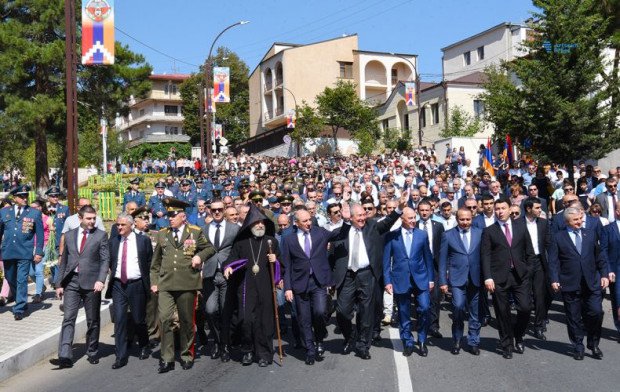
[123,178,146,210]
[150,198,215,373]
[249,190,279,233]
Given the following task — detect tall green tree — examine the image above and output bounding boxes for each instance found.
[0,1,151,190]
[180,46,250,146]
[481,0,620,179]
[290,101,324,150]
[315,80,379,153]
[440,106,483,138]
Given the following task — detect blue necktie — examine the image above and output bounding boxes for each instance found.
[405,230,413,258]
[461,230,469,252]
[573,229,582,254]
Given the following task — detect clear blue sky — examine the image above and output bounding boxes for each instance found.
[114,0,535,82]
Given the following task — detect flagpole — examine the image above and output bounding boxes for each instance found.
[101,109,108,177]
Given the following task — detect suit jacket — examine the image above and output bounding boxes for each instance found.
[548,228,609,292]
[520,216,551,271]
[600,222,620,282]
[383,228,434,293]
[595,191,619,219]
[481,219,536,284]
[329,210,401,288]
[105,232,153,299]
[202,221,239,278]
[438,226,482,287]
[0,205,44,260]
[417,219,444,270]
[282,226,339,293]
[472,214,495,230]
[551,214,603,238]
[457,195,478,209]
[55,228,110,290]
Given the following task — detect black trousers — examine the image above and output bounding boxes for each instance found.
[295,275,328,358]
[336,268,375,352]
[530,257,552,329]
[240,281,275,361]
[429,267,441,332]
[491,270,531,349]
[112,279,148,360]
[609,281,620,333]
[561,279,603,352]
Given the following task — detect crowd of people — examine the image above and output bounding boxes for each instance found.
[0,148,619,373]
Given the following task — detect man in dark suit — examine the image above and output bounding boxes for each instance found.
[520,184,548,215]
[601,203,620,340]
[282,210,339,365]
[51,205,109,368]
[106,212,153,369]
[384,207,434,357]
[202,200,239,362]
[522,197,552,340]
[595,177,619,223]
[473,194,497,327]
[481,197,536,359]
[438,208,483,355]
[549,206,609,360]
[416,199,444,338]
[330,192,406,359]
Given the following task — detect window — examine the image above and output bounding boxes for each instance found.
[474,100,485,118]
[165,126,179,135]
[477,46,485,61]
[382,119,389,130]
[403,114,410,130]
[339,61,353,79]
[164,83,177,95]
[164,105,178,116]
[431,103,440,125]
[391,68,398,85]
[420,108,426,128]
[463,51,471,66]
[139,108,145,117]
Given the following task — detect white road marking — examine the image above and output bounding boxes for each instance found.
[389,327,413,392]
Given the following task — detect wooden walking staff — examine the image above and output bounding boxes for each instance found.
[267,239,284,365]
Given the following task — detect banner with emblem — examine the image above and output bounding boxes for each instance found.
[213,124,223,139]
[286,110,296,129]
[405,82,415,106]
[212,67,230,103]
[81,0,115,65]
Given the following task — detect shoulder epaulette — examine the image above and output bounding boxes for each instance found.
[187,224,201,230]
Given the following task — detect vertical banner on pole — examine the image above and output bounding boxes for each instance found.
[212,67,230,103]
[405,82,415,106]
[81,0,115,65]
[286,110,296,129]
[213,124,223,139]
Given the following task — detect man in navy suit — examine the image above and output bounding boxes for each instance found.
[384,207,434,357]
[105,212,153,369]
[282,210,339,365]
[438,208,482,355]
[549,206,609,360]
[601,203,620,340]
[551,197,603,237]
[472,194,496,327]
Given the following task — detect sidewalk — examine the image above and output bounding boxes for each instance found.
[0,283,112,382]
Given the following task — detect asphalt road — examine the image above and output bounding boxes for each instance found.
[2,296,619,392]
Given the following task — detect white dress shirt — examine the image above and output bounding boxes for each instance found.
[484,214,496,228]
[348,227,370,270]
[607,193,617,223]
[115,232,141,280]
[525,216,540,255]
[418,219,434,255]
[208,220,226,246]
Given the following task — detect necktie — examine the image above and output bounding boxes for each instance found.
[15,207,22,220]
[304,231,311,258]
[120,237,128,284]
[405,230,412,258]
[573,229,582,254]
[173,228,180,244]
[79,230,88,253]
[351,229,360,271]
[612,193,617,220]
[214,223,221,249]
[462,230,469,252]
[503,223,512,246]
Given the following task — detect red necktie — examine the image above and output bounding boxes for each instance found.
[120,237,128,284]
[79,230,88,253]
[503,223,514,268]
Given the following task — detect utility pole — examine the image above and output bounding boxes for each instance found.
[64,0,78,212]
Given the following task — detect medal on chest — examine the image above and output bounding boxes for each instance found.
[249,238,263,276]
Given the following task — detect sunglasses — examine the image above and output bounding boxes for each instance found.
[211,208,223,213]
[331,210,341,214]
[608,184,617,188]
[364,207,375,211]
[510,212,520,217]
[466,206,477,210]
[564,188,574,191]
[252,198,263,203]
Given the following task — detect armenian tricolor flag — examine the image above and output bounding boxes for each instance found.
[82,0,115,65]
[482,137,495,177]
[502,134,514,165]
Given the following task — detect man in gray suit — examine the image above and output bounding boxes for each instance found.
[202,200,239,362]
[595,177,619,223]
[50,205,109,368]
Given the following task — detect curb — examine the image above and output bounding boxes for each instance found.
[0,301,112,383]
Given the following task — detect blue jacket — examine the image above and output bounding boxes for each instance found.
[147,195,169,229]
[472,214,495,229]
[0,206,44,260]
[383,228,434,294]
[123,191,146,209]
[438,227,482,287]
[49,203,70,250]
[600,222,620,285]
[175,190,197,215]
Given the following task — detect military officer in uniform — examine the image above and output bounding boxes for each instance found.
[123,178,146,210]
[46,186,69,286]
[177,179,197,216]
[0,185,44,320]
[150,198,215,373]
[148,181,169,230]
[195,178,212,202]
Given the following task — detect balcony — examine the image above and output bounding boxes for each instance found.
[264,82,273,92]
[118,114,184,131]
[128,133,190,148]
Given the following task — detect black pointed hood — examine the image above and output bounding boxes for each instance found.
[237,203,276,240]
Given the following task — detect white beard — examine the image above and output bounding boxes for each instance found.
[251,226,265,237]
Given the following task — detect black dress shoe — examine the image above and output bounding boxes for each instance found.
[514,342,525,354]
[451,343,460,355]
[358,350,371,360]
[502,347,513,359]
[139,347,150,360]
[591,346,603,359]
[294,340,303,349]
[220,345,230,362]
[403,345,414,357]
[429,330,443,339]
[305,356,315,365]
[87,356,99,365]
[316,342,325,358]
[242,352,254,366]
[32,294,42,304]
[573,350,584,360]
[112,359,128,369]
[534,330,546,340]
[50,357,73,368]
[158,362,175,373]
[258,359,271,367]
[343,342,354,355]
[468,345,480,356]
[372,333,382,345]
[181,360,194,370]
[211,344,221,359]
[14,313,24,321]
[481,317,490,327]
[419,342,428,357]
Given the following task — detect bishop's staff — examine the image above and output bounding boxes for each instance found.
[267,239,283,365]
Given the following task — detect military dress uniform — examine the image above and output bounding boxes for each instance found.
[123,178,146,209]
[176,180,197,216]
[150,199,215,371]
[148,182,169,230]
[46,187,69,284]
[0,186,44,319]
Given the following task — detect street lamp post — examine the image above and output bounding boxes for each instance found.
[391,54,422,147]
[281,86,300,156]
[200,20,249,168]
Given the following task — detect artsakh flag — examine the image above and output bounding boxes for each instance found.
[82,0,115,65]
[483,137,495,177]
[405,82,415,106]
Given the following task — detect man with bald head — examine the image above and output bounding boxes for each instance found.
[384,207,434,357]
